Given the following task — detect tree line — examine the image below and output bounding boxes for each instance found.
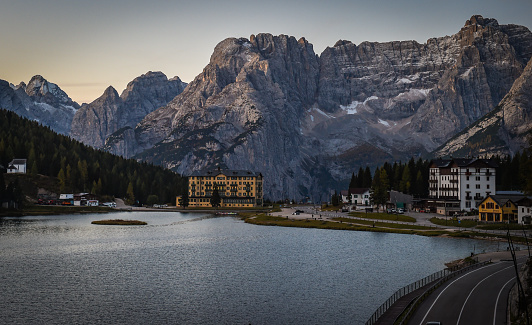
[0,109,187,206]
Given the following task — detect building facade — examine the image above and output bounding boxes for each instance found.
[478,195,519,222]
[7,159,27,174]
[188,169,263,208]
[341,188,371,206]
[516,197,532,225]
[429,158,497,213]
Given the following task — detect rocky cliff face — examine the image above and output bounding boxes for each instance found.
[105,16,532,200]
[71,71,186,148]
[434,55,532,157]
[0,75,79,134]
[106,35,327,200]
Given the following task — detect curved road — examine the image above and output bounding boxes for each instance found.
[409,256,527,325]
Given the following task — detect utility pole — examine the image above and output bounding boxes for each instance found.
[507,228,530,325]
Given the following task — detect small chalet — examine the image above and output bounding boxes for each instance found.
[7,159,27,174]
[341,188,371,206]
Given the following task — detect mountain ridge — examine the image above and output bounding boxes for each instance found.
[101,15,532,200]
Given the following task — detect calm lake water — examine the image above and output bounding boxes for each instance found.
[0,211,499,324]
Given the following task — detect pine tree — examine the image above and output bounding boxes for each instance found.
[126,181,135,205]
[181,187,189,209]
[210,188,221,208]
[30,161,38,175]
[57,168,66,193]
[399,164,411,194]
[363,167,372,188]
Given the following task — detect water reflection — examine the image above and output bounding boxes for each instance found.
[0,212,499,324]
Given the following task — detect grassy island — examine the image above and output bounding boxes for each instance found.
[91,219,147,225]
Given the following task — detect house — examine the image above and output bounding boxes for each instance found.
[73,193,98,206]
[187,168,263,208]
[478,195,522,222]
[341,188,371,206]
[7,159,27,174]
[516,197,532,225]
[59,193,74,205]
[429,158,497,215]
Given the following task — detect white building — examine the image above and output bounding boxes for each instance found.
[517,197,532,225]
[429,158,497,213]
[7,159,27,174]
[341,188,371,207]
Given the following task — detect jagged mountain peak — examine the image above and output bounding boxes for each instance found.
[25,74,78,108]
[465,15,499,28]
[102,86,120,100]
[333,40,353,47]
[71,71,187,150]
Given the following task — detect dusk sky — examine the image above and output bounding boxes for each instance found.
[2,0,531,104]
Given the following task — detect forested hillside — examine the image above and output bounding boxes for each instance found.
[0,109,186,205]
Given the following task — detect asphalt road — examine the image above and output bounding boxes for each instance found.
[408,256,528,325]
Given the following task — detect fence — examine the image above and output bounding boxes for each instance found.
[364,259,485,325]
[396,260,491,325]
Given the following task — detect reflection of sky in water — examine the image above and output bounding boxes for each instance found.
[0,212,500,325]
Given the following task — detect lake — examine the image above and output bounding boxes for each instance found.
[0,211,499,324]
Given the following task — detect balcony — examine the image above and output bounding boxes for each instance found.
[465,196,472,200]
[485,171,492,176]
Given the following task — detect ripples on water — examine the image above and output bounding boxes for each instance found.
[0,212,499,324]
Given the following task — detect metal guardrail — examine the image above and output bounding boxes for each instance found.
[364,260,486,325]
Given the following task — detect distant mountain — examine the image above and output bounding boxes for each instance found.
[103,15,532,200]
[433,55,532,157]
[0,75,79,134]
[71,71,187,149]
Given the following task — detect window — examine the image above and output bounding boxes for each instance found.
[487,176,490,181]
[487,184,490,189]
[466,176,469,181]
[466,184,470,189]
[476,184,480,189]
[476,176,480,181]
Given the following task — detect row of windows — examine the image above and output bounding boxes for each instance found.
[190,176,257,181]
[191,181,257,186]
[190,192,255,197]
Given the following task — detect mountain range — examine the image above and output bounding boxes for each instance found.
[1,15,531,201]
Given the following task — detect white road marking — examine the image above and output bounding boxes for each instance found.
[493,277,516,325]
[456,264,514,324]
[419,263,496,325]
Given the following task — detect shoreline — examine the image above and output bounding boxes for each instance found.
[242,207,532,245]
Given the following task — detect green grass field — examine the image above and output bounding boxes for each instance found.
[348,211,416,223]
[430,217,477,228]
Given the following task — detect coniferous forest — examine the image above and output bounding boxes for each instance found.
[0,109,187,205]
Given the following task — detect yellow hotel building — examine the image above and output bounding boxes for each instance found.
[188,168,263,208]
[478,195,519,222]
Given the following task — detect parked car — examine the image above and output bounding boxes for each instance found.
[397,208,404,214]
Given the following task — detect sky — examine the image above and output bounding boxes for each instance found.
[2,0,532,104]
